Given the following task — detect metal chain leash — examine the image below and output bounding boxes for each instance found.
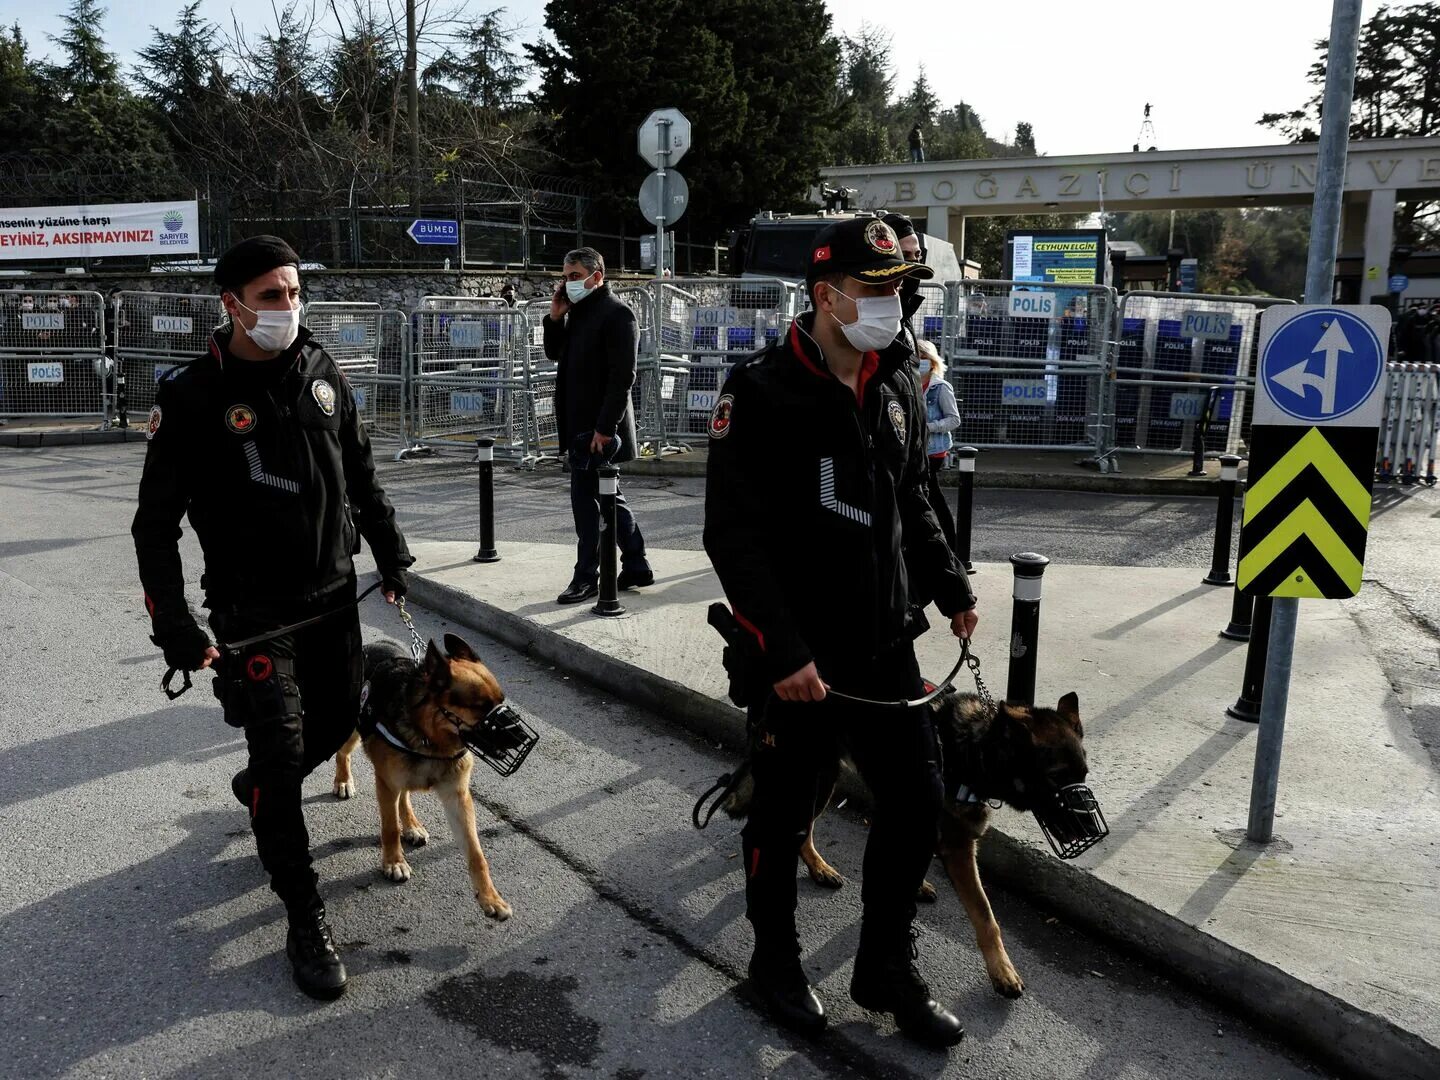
[964,642,995,714]
[395,596,425,660]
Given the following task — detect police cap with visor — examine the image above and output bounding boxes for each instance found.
[807,217,934,285]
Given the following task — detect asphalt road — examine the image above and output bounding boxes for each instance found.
[6,443,1432,1078]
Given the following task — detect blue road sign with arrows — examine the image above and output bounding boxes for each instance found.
[407,219,459,245]
[1256,306,1388,426]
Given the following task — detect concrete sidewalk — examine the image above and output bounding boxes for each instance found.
[403,538,1440,1080]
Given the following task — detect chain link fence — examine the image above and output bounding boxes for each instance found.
[0,290,107,421]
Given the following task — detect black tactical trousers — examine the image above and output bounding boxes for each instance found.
[741,643,943,951]
[210,602,363,909]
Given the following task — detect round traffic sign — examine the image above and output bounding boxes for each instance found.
[1259,307,1385,423]
[638,169,689,226]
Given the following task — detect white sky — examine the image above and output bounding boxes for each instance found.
[1,0,1393,157]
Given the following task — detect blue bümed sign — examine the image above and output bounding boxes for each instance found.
[407,219,459,245]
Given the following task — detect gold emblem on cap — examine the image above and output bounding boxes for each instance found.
[864,219,899,255]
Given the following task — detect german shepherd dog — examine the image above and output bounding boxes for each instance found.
[332,634,513,921]
[724,690,1087,998]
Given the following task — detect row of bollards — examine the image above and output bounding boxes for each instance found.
[471,436,625,618]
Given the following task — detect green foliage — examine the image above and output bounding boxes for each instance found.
[1262,1,1440,246]
[1109,207,1312,299]
[0,23,42,156]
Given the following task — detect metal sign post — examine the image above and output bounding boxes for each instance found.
[1244,0,1365,845]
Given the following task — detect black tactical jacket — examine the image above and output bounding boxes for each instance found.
[132,326,412,637]
[703,312,974,682]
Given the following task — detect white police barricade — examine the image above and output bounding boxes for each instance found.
[913,280,957,357]
[0,290,107,423]
[651,277,797,445]
[945,280,1114,453]
[418,296,516,311]
[410,305,529,457]
[1109,291,1293,465]
[1378,362,1440,484]
[112,291,224,426]
[303,303,411,451]
[514,300,560,469]
[611,283,673,455]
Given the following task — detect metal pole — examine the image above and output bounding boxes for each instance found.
[473,437,500,563]
[1227,595,1271,721]
[1221,586,1254,642]
[1202,454,1242,585]
[1247,0,1362,845]
[1006,552,1050,705]
[656,119,670,281]
[405,0,420,194]
[953,445,977,574]
[592,465,625,617]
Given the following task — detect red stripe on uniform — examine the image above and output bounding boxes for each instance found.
[749,848,761,878]
[787,321,827,379]
[731,608,767,652]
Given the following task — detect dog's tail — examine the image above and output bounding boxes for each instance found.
[691,760,754,829]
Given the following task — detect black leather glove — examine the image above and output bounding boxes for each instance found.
[381,568,409,599]
[151,622,213,672]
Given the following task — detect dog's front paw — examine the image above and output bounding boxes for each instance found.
[989,959,1024,999]
[382,858,412,883]
[917,879,938,903]
[804,858,845,890]
[402,825,429,847]
[477,891,513,921]
[333,779,355,800]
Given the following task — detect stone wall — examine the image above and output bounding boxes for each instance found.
[0,268,651,310]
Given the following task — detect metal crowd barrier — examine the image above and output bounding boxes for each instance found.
[1107,291,1294,467]
[409,304,530,457]
[1378,362,1440,485]
[943,281,1114,454]
[651,276,798,445]
[304,303,411,450]
[113,291,224,424]
[0,289,107,423]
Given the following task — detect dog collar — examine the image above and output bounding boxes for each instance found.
[373,720,467,761]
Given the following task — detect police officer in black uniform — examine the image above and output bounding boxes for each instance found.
[883,212,927,346]
[132,236,413,1000]
[704,217,978,1046]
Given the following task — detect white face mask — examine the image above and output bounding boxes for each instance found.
[565,273,596,304]
[826,285,902,352]
[234,297,301,352]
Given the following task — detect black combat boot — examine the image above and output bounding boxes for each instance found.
[747,929,826,1037]
[231,768,251,810]
[850,924,963,1047]
[285,898,348,1001]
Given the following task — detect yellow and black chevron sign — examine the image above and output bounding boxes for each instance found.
[1236,425,1377,599]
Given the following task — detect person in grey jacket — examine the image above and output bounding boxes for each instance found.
[917,338,961,549]
[542,247,653,604]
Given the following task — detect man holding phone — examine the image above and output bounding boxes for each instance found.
[542,248,653,604]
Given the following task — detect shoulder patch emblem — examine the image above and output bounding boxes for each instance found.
[865,219,899,256]
[359,680,371,715]
[226,404,256,434]
[888,398,907,443]
[709,393,735,439]
[311,378,336,417]
[146,404,162,440]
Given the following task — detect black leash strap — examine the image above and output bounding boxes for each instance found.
[161,581,385,699]
[823,638,980,711]
[692,772,739,830]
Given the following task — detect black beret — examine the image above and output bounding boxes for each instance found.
[215,235,301,292]
[882,212,916,239]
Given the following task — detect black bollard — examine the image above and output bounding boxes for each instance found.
[1006,552,1050,705]
[473,437,500,563]
[592,464,625,617]
[1221,586,1254,642]
[1202,454,1243,586]
[953,445,978,575]
[1226,594,1272,722]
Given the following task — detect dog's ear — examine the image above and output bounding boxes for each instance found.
[424,639,451,691]
[1057,692,1082,734]
[444,633,480,663]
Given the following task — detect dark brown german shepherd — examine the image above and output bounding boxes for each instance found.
[724,690,1087,998]
[332,635,514,921]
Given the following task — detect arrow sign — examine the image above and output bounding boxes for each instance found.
[1254,305,1390,427]
[1269,317,1352,415]
[407,219,459,245]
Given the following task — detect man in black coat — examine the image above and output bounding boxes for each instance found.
[132,235,413,1001]
[542,247,653,604]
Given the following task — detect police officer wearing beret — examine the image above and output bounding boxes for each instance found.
[132,236,413,1000]
[704,217,977,1046]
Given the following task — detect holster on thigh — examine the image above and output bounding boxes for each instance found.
[214,650,301,731]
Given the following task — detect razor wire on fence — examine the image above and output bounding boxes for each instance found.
[113,291,225,423]
[0,290,108,422]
